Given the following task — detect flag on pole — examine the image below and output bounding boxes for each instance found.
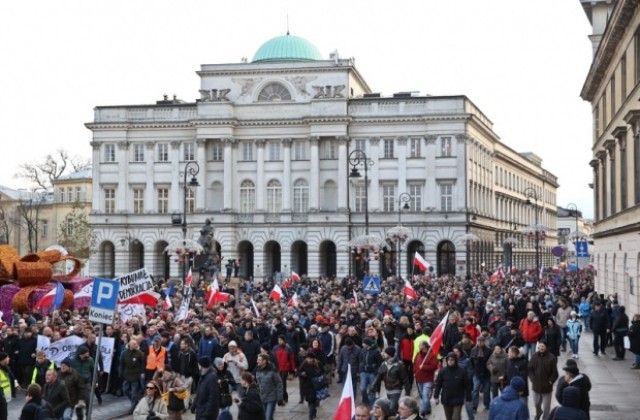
[288,292,299,308]
[291,271,301,282]
[539,266,544,280]
[185,268,193,287]
[403,279,418,300]
[119,290,161,306]
[270,284,283,301]
[34,282,66,312]
[250,298,260,318]
[206,279,230,309]
[162,295,172,310]
[334,364,356,420]
[351,290,358,305]
[429,311,449,357]
[74,283,93,299]
[414,252,429,271]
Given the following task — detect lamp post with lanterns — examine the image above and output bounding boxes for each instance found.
[349,150,374,274]
[171,161,200,285]
[524,187,544,274]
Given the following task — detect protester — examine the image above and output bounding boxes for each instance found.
[413,340,438,417]
[156,366,187,420]
[235,372,265,420]
[527,340,558,420]
[372,398,395,420]
[434,352,472,420]
[486,345,507,400]
[566,311,582,359]
[191,357,220,420]
[548,386,588,420]
[254,353,283,420]
[297,353,324,420]
[628,313,640,369]
[554,359,591,418]
[612,305,629,361]
[19,384,46,420]
[120,339,145,413]
[59,357,86,420]
[371,346,410,413]
[590,301,610,356]
[487,376,529,420]
[133,380,168,420]
[42,369,70,420]
[396,396,424,420]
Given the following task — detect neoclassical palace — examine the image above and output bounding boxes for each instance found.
[87,34,558,281]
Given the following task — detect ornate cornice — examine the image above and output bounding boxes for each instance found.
[117,141,130,150]
[145,141,156,150]
[396,136,407,145]
[90,141,101,150]
[425,135,437,145]
[455,133,469,143]
[623,109,640,136]
[336,136,350,144]
[369,136,380,145]
[170,141,181,150]
[255,138,266,148]
[196,138,207,146]
[222,137,236,146]
[309,136,320,145]
[282,138,292,146]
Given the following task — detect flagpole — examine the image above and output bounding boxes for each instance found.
[87,325,103,420]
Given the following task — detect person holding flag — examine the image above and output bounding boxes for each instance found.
[34,282,66,314]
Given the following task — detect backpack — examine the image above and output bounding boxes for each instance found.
[35,400,53,420]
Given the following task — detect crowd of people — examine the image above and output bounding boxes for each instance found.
[0,265,638,420]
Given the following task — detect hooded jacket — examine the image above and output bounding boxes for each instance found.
[548,386,588,420]
[434,354,472,406]
[487,385,529,420]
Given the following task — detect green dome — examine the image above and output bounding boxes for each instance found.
[252,34,323,63]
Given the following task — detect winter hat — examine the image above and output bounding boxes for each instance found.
[228,340,238,348]
[213,358,225,368]
[562,386,581,408]
[77,346,89,355]
[61,357,73,367]
[571,310,577,316]
[510,376,526,393]
[373,399,392,416]
[562,364,579,376]
[383,347,396,358]
[446,352,457,362]
[198,356,211,368]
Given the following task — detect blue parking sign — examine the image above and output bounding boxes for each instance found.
[89,277,120,324]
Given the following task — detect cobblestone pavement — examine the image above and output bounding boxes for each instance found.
[7,331,640,419]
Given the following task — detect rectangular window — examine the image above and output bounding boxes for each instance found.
[635,28,640,83]
[269,142,281,161]
[409,138,421,158]
[242,142,254,161]
[41,220,48,238]
[59,188,65,203]
[622,54,627,101]
[383,139,394,158]
[183,142,195,161]
[104,144,115,162]
[133,144,145,162]
[440,182,453,211]
[157,188,169,214]
[293,140,306,160]
[186,188,195,213]
[355,139,367,153]
[323,140,337,159]
[408,184,423,211]
[158,143,169,162]
[132,188,144,214]
[355,185,366,212]
[211,140,223,161]
[104,188,115,214]
[594,104,600,138]
[382,185,396,211]
[66,223,73,236]
[75,186,82,202]
[441,137,452,157]
[610,75,616,121]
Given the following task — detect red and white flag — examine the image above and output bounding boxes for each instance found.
[185,268,193,287]
[291,271,301,282]
[288,292,299,308]
[429,311,449,357]
[351,290,358,305]
[206,279,230,309]
[403,279,418,300]
[250,298,260,318]
[334,364,356,420]
[162,295,172,310]
[270,284,283,301]
[414,252,429,271]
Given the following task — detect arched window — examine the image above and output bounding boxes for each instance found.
[293,179,309,213]
[240,180,255,213]
[258,83,292,101]
[267,179,282,213]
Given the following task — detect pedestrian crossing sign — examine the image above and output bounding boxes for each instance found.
[363,276,381,294]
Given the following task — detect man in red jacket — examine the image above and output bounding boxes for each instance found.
[272,335,296,404]
[520,311,543,360]
[413,340,439,416]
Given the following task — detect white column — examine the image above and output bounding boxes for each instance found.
[116,141,130,212]
[369,137,380,211]
[89,141,101,212]
[282,138,292,212]
[309,137,320,211]
[144,142,155,213]
[255,139,265,211]
[196,139,207,211]
[170,141,181,212]
[397,136,407,194]
[223,138,235,210]
[337,136,349,210]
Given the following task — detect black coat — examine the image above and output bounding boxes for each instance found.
[555,374,591,415]
[237,385,265,420]
[434,363,472,407]
[298,360,324,404]
[590,308,609,332]
[504,355,529,397]
[628,320,640,354]
[193,368,219,420]
[43,380,70,418]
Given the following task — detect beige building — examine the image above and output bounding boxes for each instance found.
[581,0,640,314]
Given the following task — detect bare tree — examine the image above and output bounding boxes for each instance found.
[16,190,48,252]
[0,205,14,244]
[57,201,94,259]
[16,149,90,190]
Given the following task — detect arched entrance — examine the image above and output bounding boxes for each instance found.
[291,241,308,275]
[407,241,426,276]
[264,241,281,277]
[237,241,254,279]
[319,241,337,277]
[154,241,169,281]
[437,240,456,276]
[98,241,115,278]
[129,240,144,271]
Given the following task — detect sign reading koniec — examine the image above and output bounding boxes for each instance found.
[89,277,120,324]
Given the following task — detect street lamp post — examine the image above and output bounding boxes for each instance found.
[567,203,581,270]
[466,209,478,279]
[524,187,541,274]
[175,162,200,285]
[349,150,374,273]
[396,193,411,279]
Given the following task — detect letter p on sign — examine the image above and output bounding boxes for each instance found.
[97,282,114,305]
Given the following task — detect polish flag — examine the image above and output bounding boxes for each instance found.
[270,284,283,301]
[250,298,260,318]
[162,295,172,310]
[119,291,161,306]
[403,280,418,300]
[351,290,358,305]
[429,311,450,357]
[34,283,66,312]
[291,271,301,282]
[334,364,356,420]
[185,268,193,287]
[74,283,93,299]
[414,252,429,271]
[288,292,299,308]
[206,279,230,309]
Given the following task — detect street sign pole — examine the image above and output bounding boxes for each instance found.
[87,327,103,420]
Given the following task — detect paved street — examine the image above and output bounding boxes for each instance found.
[7,330,640,419]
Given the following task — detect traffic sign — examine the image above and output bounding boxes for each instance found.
[575,241,589,257]
[363,276,381,294]
[552,246,564,257]
[89,277,120,324]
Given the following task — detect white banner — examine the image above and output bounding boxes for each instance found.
[117,268,154,302]
[175,296,191,322]
[74,282,93,299]
[118,303,147,324]
[37,335,116,373]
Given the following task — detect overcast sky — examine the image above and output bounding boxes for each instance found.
[0,0,595,217]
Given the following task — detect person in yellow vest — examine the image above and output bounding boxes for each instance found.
[146,336,167,382]
[0,351,19,419]
[30,351,55,387]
